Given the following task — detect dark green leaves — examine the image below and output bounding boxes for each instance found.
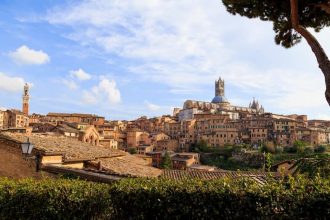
[222,0,330,48]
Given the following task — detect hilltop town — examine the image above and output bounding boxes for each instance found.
[0,77,329,180]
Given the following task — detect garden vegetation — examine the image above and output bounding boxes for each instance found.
[0,175,329,219]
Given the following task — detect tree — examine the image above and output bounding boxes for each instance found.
[291,157,330,178]
[293,140,307,153]
[194,140,210,152]
[160,151,173,169]
[128,148,137,154]
[222,0,330,105]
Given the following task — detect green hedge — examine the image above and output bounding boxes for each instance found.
[0,176,329,219]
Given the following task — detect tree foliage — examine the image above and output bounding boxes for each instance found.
[160,151,172,169]
[222,0,330,48]
[222,0,330,105]
[291,157,330,178]
[128,147,137,154]
[293,140,307,153]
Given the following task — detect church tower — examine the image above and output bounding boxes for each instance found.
[215,77,225,96]
[22,83,29,116]
[211,76,229,106]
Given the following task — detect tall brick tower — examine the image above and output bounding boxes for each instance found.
[22,83,29,116]
[215,77,225,97]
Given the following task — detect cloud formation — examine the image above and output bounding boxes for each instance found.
[44,0,329,117]
[9,45,50,65]
[0,72,25,93]
[82,78,121,105]
[70,68,92,80]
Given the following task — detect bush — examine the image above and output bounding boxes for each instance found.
[192,140,210,153]
[293,140,307,154]
[284,146,295,153]
[315,145,327,153]
[160,151,172,169]
[275,146,284,154]
[0,178,112,219]
[128,148,137,154]
[260,144,275,154]
[0,176,329,219]
[304,146,314,155]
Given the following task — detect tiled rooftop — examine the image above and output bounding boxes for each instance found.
[0,132,124,160]
[0,132,161,177]
[161,170,270,184]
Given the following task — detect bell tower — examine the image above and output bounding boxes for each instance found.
[22,83,29,116]
[215,77,225,96]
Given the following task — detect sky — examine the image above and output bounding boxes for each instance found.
[0,0,329,120]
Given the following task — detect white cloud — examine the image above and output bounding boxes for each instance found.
[0,72,25,93]
[45,0,330,118]
[62,79,78,90]
[0,107,7,111]
[9,45,50,65]
[70,68,92,80]
[82,78,121,105]
[144,100,161,111]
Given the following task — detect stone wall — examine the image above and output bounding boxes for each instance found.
[232,151,264,167]
[0,136,46,178]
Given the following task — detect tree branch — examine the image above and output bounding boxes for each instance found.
[316,1,330,14]
[290,0,330,105]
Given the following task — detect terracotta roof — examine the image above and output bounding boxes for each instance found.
[0,132,123,160]
[91,155,161,178]
[161,170,270,184]
[47,113,104,118]
[53,124,80,133]
[0,132,162,178]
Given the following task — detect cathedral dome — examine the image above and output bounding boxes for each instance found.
[211,95,229,104]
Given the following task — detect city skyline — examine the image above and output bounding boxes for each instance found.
[0,0,330,120]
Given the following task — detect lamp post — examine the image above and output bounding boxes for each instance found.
[21,138,40,172]
[21,138,34,159]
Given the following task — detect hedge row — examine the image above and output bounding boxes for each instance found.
[0,176,329,219]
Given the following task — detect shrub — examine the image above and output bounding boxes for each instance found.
[260,144,275,154]
[283,146,295,153]
[0,176,329,219]
[304,146,314,155]
[315,145,327,153]
[128,148,137,154]
[293,140,307,154]
[160,151,172,169]
[275,146,283,154]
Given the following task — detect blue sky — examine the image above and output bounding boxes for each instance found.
[0,0,329,120]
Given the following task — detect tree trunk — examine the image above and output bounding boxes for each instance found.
[290,0,330,106]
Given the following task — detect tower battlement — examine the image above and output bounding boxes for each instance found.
[22,83,29,116]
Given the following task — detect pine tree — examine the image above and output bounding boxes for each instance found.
[222,0,330,105]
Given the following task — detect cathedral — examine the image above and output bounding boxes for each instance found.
[179,77,264,120]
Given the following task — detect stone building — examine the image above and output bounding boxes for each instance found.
[170,152,200,170]
[7,109,29,128]
[296,127,330,146]
[78,126,100,146]
[0,110,8,130]
[46,113,105,126]
[0,109,29,130]
[126,129,151,149]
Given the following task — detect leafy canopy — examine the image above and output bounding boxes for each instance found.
[222,0,330,48]
[160,151,173,169]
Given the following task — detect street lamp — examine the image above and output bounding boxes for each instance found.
[21,138,40,172]
[21,138,34,159]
